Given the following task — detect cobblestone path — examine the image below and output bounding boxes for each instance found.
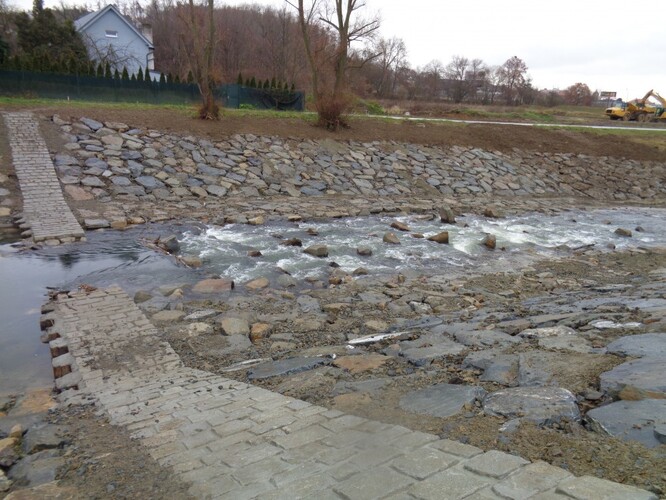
[40,287,657,499]
[3,112,84,243]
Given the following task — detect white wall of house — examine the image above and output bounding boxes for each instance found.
[77,7,154,77]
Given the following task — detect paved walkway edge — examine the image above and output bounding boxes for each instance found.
[3,112,84,244]
[41,287,657,499]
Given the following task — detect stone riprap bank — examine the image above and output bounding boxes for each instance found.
[52,115,666,227]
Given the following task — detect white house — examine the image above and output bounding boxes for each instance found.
[75,4,156,78]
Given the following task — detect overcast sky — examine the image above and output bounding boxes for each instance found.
[11,0,666,100]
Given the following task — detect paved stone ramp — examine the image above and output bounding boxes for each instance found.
[3,112,84,243]
[41,287,657,499]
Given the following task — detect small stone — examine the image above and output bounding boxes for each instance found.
[304,245,328,257]
[482,233,496,249]
[151,310,185,323]
[250,323,272,343]
[248,216,264,225]
[134,291,152,303]
[9,425,23,439]
[245,277,269,290]
[427,231,449,244]
[84,219,110,229]
[180,256,202,268]
[218,317,250,336]
[192,278,234,293]
[390,221,410,231]
[247,250,262,257]
[614,228,632,237]
[439,205,456,224]
[383,232,400,244]
[0,437,19,467]
[281,238,302,247]
[357,246,372,256]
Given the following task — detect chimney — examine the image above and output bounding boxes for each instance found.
[141,24,153,43]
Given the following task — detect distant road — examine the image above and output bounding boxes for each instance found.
[378,114,666,132]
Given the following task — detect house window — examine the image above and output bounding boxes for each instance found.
[105,30,118,38]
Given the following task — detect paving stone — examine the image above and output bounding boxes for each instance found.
[399,383,486,418]
[492,460,571,498]
[555,475,658,500]
[586,399,666,448]
[464,450,529,479]
[483,387,581,425]
[410,465,492,499]
[390,448,459,479]
[333,465,414,500]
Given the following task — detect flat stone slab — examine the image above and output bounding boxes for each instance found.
[454,329,521,348]
[600,358,665,398]
[396,334,466,366]
[400,384,486,418]
[587,399,666,448]
[606,333,666,358]
[483,387,581,425]
[247,357,330,380]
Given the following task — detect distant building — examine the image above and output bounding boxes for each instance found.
[75,4,156,78]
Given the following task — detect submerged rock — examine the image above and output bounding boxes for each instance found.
[427,231,449,244]
[383,232,400,244]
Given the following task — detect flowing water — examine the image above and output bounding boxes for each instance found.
[180,207,666,282]
[1,207,665,396]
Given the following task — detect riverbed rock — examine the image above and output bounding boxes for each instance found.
[383,232,400,244]
[439,205,456,224]
[0,437,19,467]
[249,323,272,343]
[22,424,70,454]
[7,449,65,488]
[483,387,581,425]
[427,231,449,244]
[192,278,234,293]
[587,399,666,448]
[614,228,632,237]
[151,310,186,324]
[605,333,666,358]
[248,357,331,380]
[357,246,373,256]
[482,233,496,249]
[400,384,486,418]
[304,245,328,257]
[390,221,410,232]
[245,277,269,291]
[333,354,389,374]
[157,235,180,254]
[599,358,665,399]
[218,317,250,336]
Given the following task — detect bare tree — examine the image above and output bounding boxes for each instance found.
[287,0,380,130]
[443,55,469,103]
[368,36,406,97]
[497,55,528,105]
[179,0,218,119]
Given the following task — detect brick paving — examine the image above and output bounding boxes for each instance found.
[3,112,84,243]
[41,287,657,499]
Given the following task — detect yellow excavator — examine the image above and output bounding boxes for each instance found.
[605,89,666,122]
